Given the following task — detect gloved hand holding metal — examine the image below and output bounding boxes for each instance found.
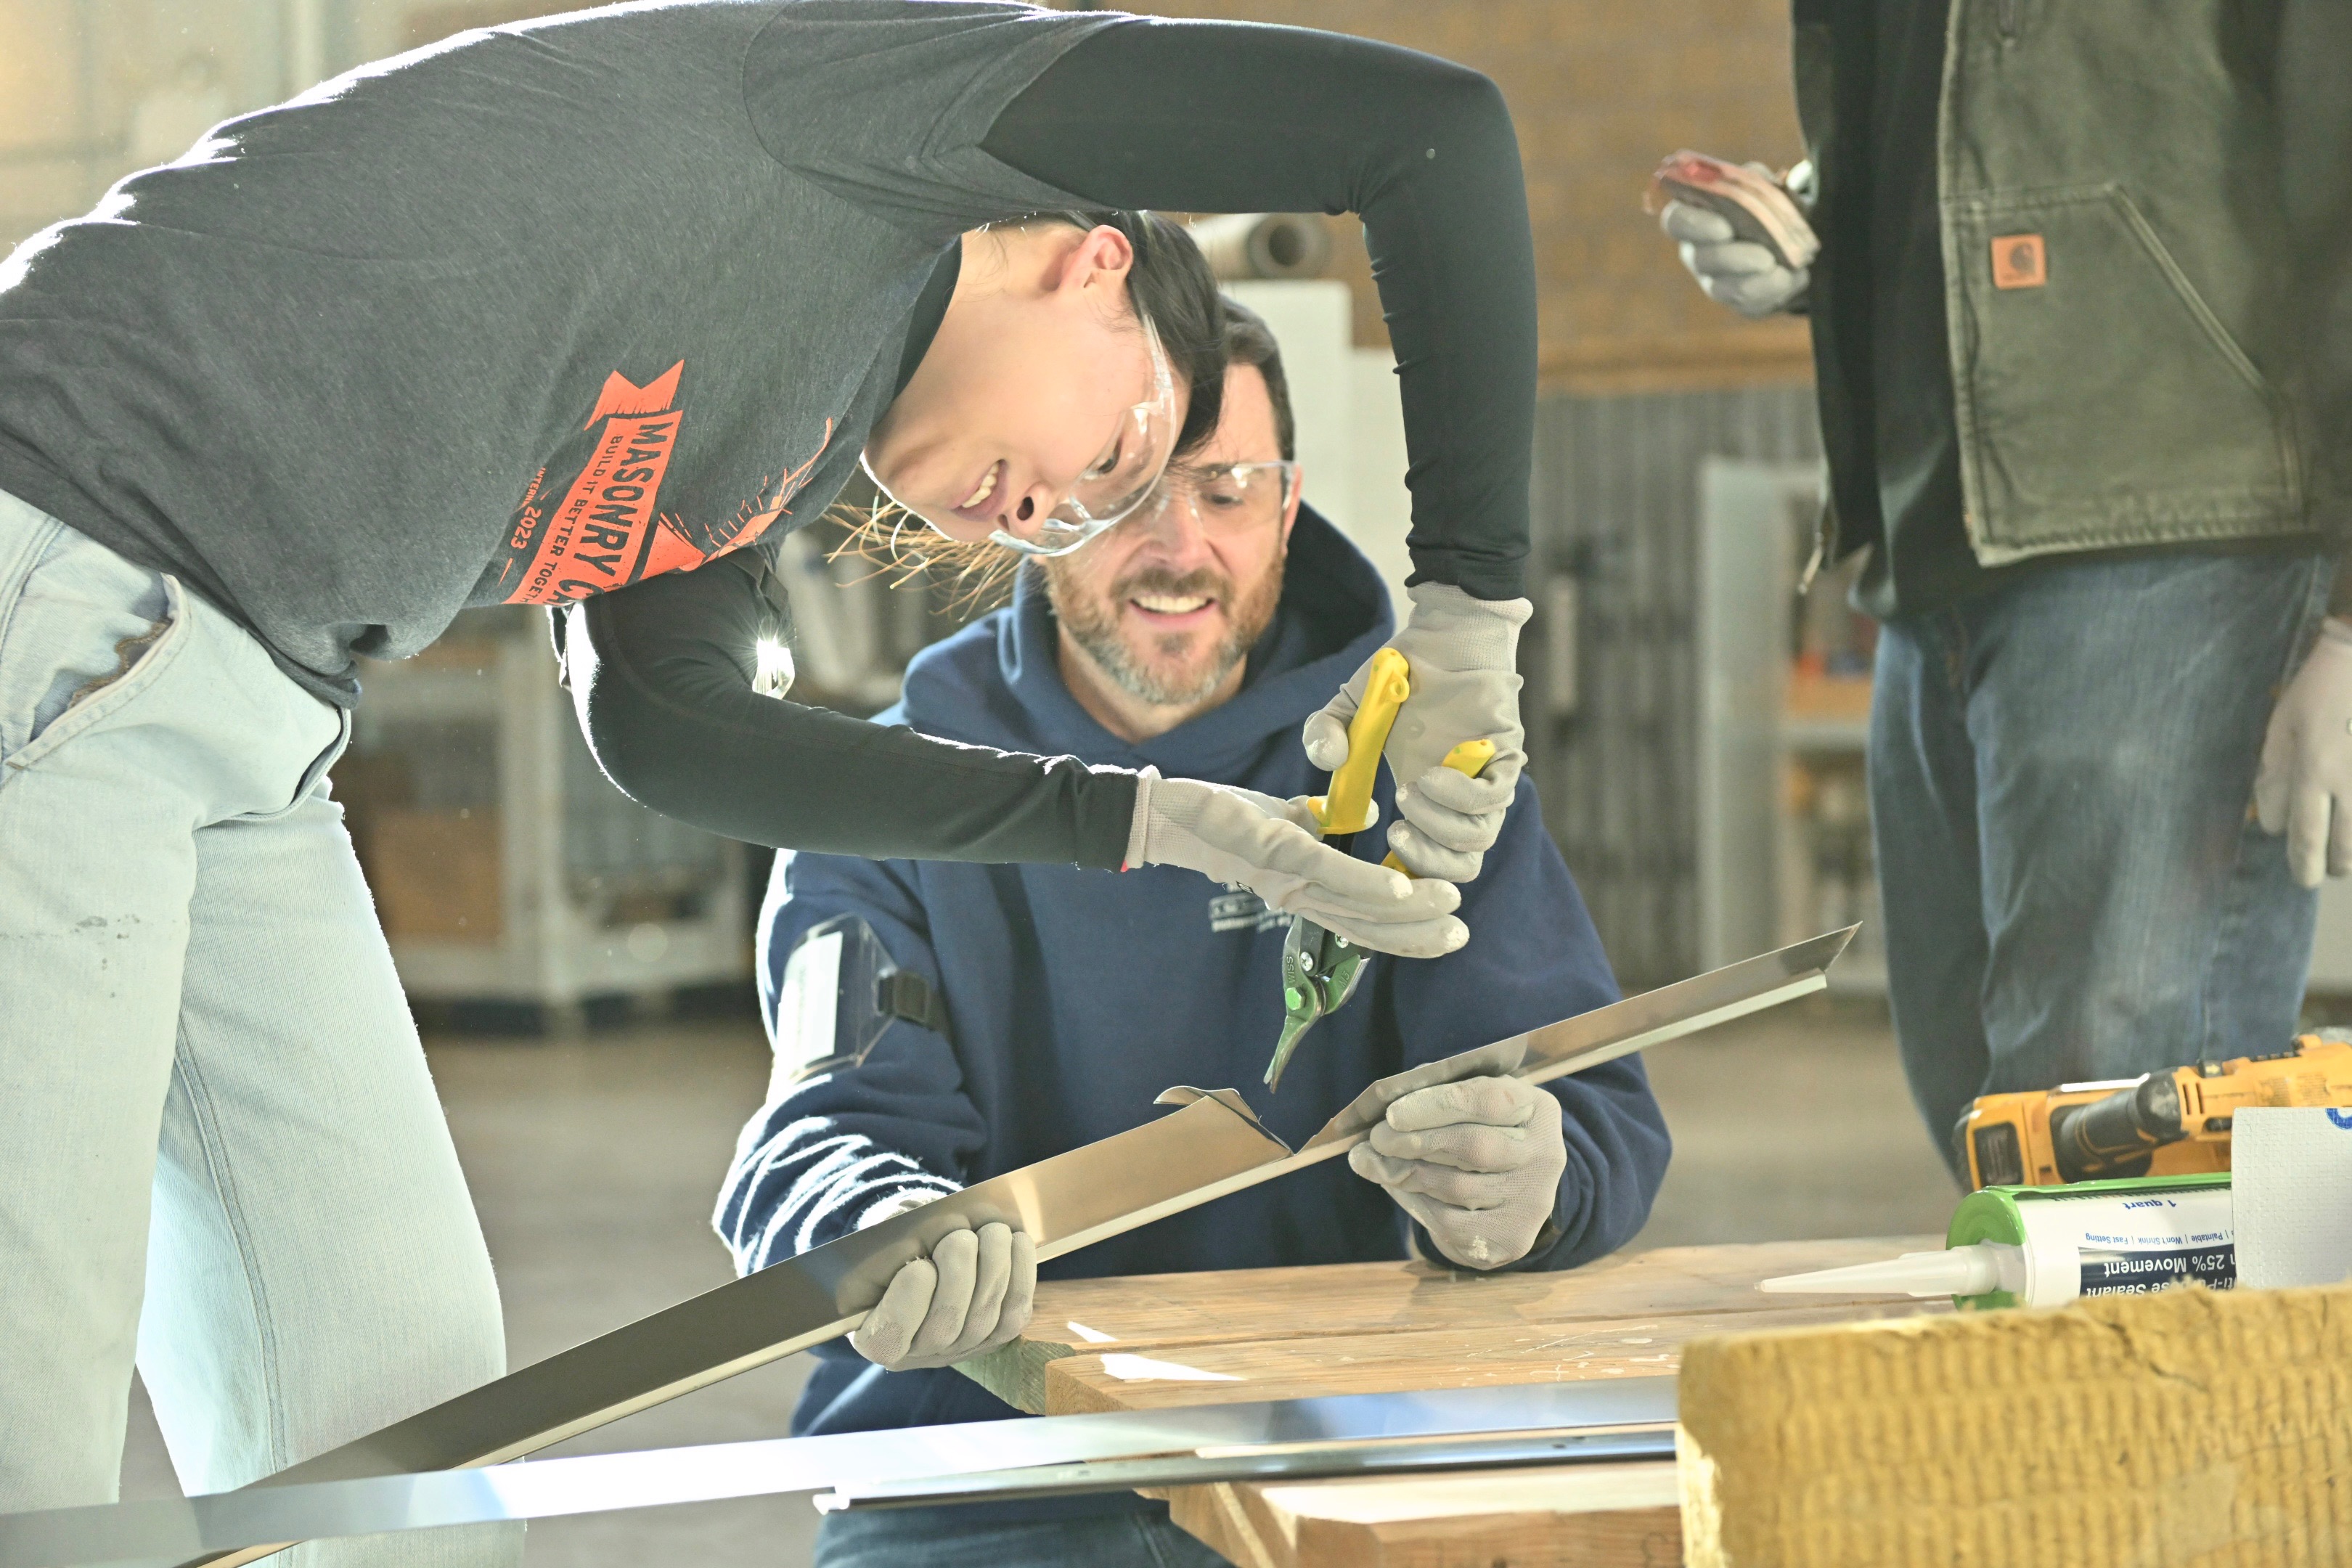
[1347,1071,1567,1270]
[1130,770,1466,959]
[1303,583,1531,883]
[847,1220,1037,1373]
[1659,198,1809,319]
[2255,616,2352,887]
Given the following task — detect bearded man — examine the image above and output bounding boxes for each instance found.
[713,302,1669,1568]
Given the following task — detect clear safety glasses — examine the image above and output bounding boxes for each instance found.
[1140,460,1300,534]
[867,320,1183,560]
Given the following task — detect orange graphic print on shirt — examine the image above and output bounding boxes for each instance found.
[492,361,834,605]
[498,362,687,604]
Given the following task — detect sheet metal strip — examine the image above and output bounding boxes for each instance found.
[173,927,1852,1567]
[0,1383,1677,1568]
[816,1425,1678,1511]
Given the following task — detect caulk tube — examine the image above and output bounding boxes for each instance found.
[1760,1172,2234,1310]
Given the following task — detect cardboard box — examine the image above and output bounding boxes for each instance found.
[369,809,502,945]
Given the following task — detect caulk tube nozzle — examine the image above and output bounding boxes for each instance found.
[1760,1244,2006,1299]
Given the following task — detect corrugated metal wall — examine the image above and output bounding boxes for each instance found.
[1524,385,1823,989]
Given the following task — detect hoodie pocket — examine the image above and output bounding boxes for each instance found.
[1945,182,2299,555]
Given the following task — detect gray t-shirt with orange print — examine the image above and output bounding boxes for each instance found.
[0,0,1114,700]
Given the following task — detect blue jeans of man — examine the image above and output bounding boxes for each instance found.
[1870,549,2333,1175]
[814,1505,1230,1568]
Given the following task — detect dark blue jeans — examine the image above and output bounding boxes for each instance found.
[1870,549,2333,1175]
[813,1506,1230,1568]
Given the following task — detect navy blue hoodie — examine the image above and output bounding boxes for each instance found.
[713,507,1670,1519]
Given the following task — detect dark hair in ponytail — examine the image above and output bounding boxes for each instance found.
[1033,208,1227,458]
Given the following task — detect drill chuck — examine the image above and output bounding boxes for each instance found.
[2050,1073,2186,1183]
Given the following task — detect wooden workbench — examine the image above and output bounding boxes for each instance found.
[958,1236,1945,1568]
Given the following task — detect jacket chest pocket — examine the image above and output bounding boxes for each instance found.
[1944,182,2301,558]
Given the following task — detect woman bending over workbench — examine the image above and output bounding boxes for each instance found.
[0,4,1540,1551]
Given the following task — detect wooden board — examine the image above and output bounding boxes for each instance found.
[1156,1461,1683,1568]
[963,1235,1943,1416]
[955,1237,1949,1567]
[1037,1300,1930,1416]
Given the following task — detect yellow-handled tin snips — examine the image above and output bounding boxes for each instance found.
[1265,650,1494,1091]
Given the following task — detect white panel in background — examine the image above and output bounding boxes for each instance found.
[2306,878,2352,990]
[1695,459,1801,971]
[1344,348,1413,621]
[2233,1106,2352,1289]
[285,0,329,94]
[1223,280,1349,490]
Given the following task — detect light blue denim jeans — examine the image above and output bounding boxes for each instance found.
[1871,547,2334,1175]
[814,1506,1231,1568]
[0,491,516,1565]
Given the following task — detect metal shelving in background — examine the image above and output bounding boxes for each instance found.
[1522,387,1830,991]
[338,609,750,1029]
[1691,457,1883,997]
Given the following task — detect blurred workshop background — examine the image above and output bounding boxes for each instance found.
[6,0,2334,1561]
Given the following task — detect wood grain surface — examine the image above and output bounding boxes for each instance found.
[962,1235,1943,1416]
[1037,1299,1931,1416]
[1156,1462,1685,1568]
[952,1236,1948,1567]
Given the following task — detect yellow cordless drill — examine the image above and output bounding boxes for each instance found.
[1954,1034,2352,1190]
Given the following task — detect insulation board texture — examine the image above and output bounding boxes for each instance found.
[1676,1281,2351,1568]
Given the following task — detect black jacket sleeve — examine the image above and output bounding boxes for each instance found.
[559,552,1135,867]
[2282,0,2352,587]
[985,18,1538,602]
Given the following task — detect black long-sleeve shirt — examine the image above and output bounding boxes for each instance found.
[0,3,1537,868]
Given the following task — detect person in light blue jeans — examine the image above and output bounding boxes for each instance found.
[1871,550,2335,1172]
[0,493,517,1564]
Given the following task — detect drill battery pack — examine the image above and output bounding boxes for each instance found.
[1956,1034,2352,1191]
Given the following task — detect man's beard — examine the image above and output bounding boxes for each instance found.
[1047,553,1286,709]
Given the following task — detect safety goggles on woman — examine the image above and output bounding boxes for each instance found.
[867,319,1180,560]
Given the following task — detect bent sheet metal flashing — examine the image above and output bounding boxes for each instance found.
[0,1384,1679,1567]
[23,927,1852,1568]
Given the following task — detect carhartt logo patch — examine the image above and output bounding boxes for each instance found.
[1992,234,2047,290]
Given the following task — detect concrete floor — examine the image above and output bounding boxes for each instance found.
[1630,995,1961,1249]
[120,993,1957,1564]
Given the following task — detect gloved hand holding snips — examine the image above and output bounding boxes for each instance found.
[848,1206,1037,1373]
[1303,583,1533,885]
[2255,616,2352,887]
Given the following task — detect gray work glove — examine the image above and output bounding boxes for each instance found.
[2256,616,2352,886]
[1348,1071,1567,1270]
[1130,771,1466,958]
[1659,197,1809,319]
[848,1218,1037,1372]
[1302,583,1532,884]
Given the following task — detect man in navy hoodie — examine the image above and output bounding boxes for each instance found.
[714,303,1672,1568]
